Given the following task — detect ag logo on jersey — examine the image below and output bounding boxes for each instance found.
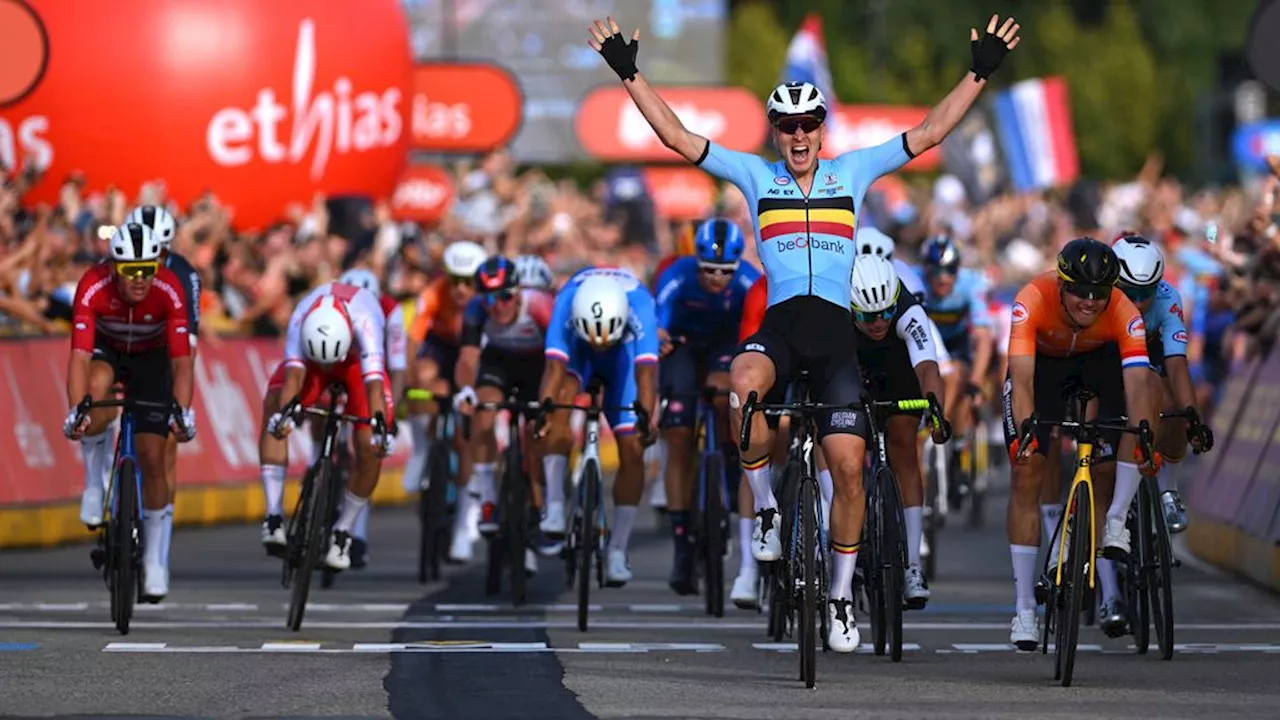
[1127,316,1146,338]
[1010,302,1029,325]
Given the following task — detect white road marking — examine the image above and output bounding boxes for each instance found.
[23,619,1280,631]
[102,641,728,654]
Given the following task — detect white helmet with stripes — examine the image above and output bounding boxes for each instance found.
[109,223,162,263]
[339,268,381,297]
[850,255,900,314]
[1112,234,1164,288]
[766,82,828,123]
[572,276,629,347]
[856,226,896,260]
[125,205,177,250]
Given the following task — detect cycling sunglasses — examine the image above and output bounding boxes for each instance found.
[699,263,738,277]
[1062,281,1112,301]
[854,307,896,324]
[774,115,822,134]
[1119,283,1158,304]
[115,260,159,280]
[483,289,517,305]
[448,274,473,287]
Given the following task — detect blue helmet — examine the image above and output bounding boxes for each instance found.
[920,235,961,272]
[693,218,745,266]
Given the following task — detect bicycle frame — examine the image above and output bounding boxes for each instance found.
[1053,444,1097,590]
[695,388,731,522]
[108,412,142,525]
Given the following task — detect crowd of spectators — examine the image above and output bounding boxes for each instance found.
[2,149,1276,421]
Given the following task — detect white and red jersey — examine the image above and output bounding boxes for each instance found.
[460,288,554,355]
[71,263,191,357]
[283,282,386,382]
[379,295,407,373]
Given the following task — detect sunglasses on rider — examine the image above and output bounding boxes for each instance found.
[114,260,159,280]
[483,289,517,304]
[774,116,822,135]
[1062,281,1112,301]
[699,264,737,277]
[1119,283,1157,304]
[853,307,896,324]
[448,274,473,288]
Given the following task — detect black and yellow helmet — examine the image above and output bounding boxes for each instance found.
[1056,237,1120,299]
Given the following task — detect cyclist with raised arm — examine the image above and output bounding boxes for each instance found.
[404,241,486,563]
[849,255,952,608]
[1003,238,1157,651]
[587,12,1021,652]
[332,268,408,568]
[453,256,554,575]
[536,269,659,586]
[654,218,760,596]
[65,223,196,602]
[263,283,395,571]
[919,235,994,500]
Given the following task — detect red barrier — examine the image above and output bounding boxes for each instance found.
[0,337,407,506]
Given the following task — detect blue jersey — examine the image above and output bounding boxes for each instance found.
[164,251,201,336]
[922,267,992,344]
[654,256,760,336]
[1145,280,1188,358]
[695,136,912,310]
[544,267,659,366]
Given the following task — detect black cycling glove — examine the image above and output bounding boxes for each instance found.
[597,33,639,82]
[970,27,1012,81]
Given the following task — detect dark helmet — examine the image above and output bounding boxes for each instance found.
[474,255,519,293]
[920,235,961,272]
[1056,237,1120,298]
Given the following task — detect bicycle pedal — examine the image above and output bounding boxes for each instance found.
[89,548,106,570]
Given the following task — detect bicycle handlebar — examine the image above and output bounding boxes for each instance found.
[75,394,189,438]
[459,398,543,441]
[533,396,652,445]
[1016,413,1154,464]
[738,390,948,452]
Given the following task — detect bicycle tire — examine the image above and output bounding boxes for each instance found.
[968,421,987,528]
[320,461,346,591]
[1056,484,1089,687]
[799,476,818,689]
[702,451,726,618]
[878,464,906,662]
[578,460,600,632]
[778,459,803,644]
[1131,490,1152,654]
[288,458,333,632]
[111,457,139,635]
[505,442,529,607]
[866,481,887,656]
[418,444,451,584]
[1146,478,1175,660]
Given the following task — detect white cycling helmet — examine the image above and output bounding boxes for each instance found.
[339,268,381,296]
[1112,234,1164,288]
[766,82,828,123]
[125,205,177,250]
[301,295,353,365]
[442,241,487,277]
[850,255,901,314]
[109,222,162,263]
[856,226,896,260]
[515,254,555,290]
[572,276,630,346]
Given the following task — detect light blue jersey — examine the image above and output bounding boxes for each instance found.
[695,137,912,310]
[1144,280,1189,360]
[544,267,658,434]
[922,267,992,349]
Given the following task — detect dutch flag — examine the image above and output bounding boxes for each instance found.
[781,14,842,139]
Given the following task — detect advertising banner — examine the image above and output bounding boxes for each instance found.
[576,86,766,162]
[410,62,522,153]
[390,163,456,224]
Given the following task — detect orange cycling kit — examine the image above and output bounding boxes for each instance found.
[412,276,468,380]
[1001,272,1149,457]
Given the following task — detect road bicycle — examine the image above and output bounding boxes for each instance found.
[77,395,187,635]
[405,388,459,584]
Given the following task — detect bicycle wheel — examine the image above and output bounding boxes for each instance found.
[1145,478,1175,660]
[418,444,451,583]
[702,451,726,618]
[799,476,818,689]
[777,460,802,644]
[1130,496,1151,654]
[968,421,987,527]
[1055,484,1090,687]
[111,458,139,635]
[866,480,887,657]
[505,444,529,607]
[577,460,600,632]
[878,465,906,662]
[288,458,333,632]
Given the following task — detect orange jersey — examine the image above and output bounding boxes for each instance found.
[1008,273,1149,369]
[651,254,680,293]
[739,276,768,342]
[410,276,466,345]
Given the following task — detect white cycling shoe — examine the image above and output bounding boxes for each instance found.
[539,503,566,536]
[1102,516,1130,559]
[80,487,104,528]
[731,567,759,610]
[751,509,781,562]
[1011,608,1039,651]
[325,531,352,570]
[142,562,168,601]
[605,549,632,587]
[904,565,931,609]
[827,599,860,653]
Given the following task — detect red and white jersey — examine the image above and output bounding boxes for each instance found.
[380,295,408,373]
[71,263,191,357]
[284,282,386,381]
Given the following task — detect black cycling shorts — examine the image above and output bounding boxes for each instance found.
[738,295,868,439]
[1001,343,1126,459]
[92,341,174,437]
[860,343,925,417]
[476,346,544,403]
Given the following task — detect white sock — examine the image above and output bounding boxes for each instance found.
[453,489,478,536]
[543,454,567,507]
[904,505,924,567]
[80,432,109,493]
[1108,462,1141,522]
[830,546,858,601]
[98,425,117,489]
[1157,466,1175,494]
[738,516,757,574]
[402,415,431,492]
[334,490,368,534]
[143,507,165,569]
[471,463,497,505]
[1040,504,1062,547]
[160,504,174,568]
[261,464,286,517]
[609,506,639,552]
[1011,544,1039,612]
[1097,557,1119,605]
[743,459,776,511]
[352,501,370,541]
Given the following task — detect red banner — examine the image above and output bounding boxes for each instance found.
[0,337,408,506]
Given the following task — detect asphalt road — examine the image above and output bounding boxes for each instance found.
[2,480,1279,719]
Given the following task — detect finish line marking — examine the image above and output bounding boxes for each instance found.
[19,619,1280,630]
